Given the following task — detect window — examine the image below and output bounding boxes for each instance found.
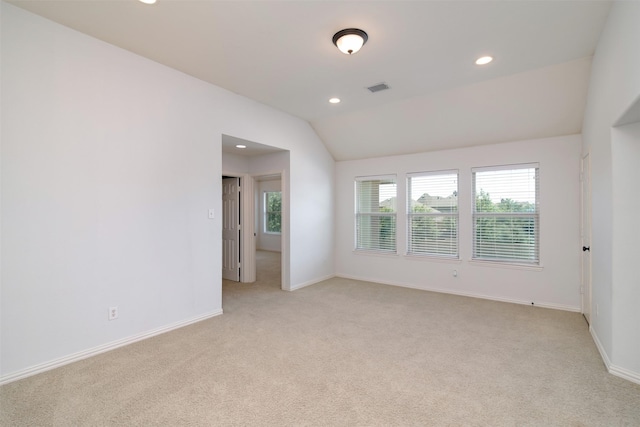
[407,171,458,257]
[264,191,282,234]
[355,176,397,253]
[472,164,539,263]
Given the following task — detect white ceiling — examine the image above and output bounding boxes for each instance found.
[9,0,612,160]
[222,135,286,157]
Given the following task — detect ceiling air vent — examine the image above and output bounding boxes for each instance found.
[367,83,390,93]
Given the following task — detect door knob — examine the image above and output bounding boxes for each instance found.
[583,246,590,252]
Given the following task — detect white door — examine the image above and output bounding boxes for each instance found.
[222,177,240,281]
[581,153,592,324]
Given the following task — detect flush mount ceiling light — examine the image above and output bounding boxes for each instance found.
[235,144,246,149]
[475,56,493,65]
[139,0,157,4]
[332,28,368,55]
[329,97,341,104]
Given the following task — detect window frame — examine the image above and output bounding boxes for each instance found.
[263,190,282,235]
[406,170,459,259]
[472,163,540,265]
[354,175,397,254]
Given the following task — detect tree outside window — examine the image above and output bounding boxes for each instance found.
[264,191,282,234]
[473,166,539,263]
[355,176,397,253]
[407,172,458,257]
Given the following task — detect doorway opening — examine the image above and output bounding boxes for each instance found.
[220,134,290,295]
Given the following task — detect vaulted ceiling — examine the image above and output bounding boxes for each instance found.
[9,0,612,160]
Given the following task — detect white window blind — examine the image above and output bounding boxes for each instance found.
[355,176,397,253]
[407,171,458,257]
[472,164,539,263]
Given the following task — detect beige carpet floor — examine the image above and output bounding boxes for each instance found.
[1,250,639,426]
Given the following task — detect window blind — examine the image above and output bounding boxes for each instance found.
[355,176,397,253]
[472,165,539,263]
[407,171,458,257]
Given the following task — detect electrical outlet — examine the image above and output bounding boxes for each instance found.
[453,270,458,277]
[108,306,119,321]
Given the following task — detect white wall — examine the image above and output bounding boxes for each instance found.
[582,0,640,383]
[1,3,334,380]
[221,152,249,174]
[336,135,582,310]
[0,1,4,376]
[611,122,640,376]
[257,179,282,252]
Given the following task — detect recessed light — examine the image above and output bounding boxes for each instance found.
[329,98,341,104]
[235,144,246,149]
[475,56,493,65]
[139,0,157,4]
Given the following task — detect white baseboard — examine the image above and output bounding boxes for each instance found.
[0,309,223,386]
[609,364,640,385]
[288,274,335,291]
[334,273,581,312]
[590,326,640,385]
[589,326,612,368]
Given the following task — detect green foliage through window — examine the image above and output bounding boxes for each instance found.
[264,191,281,234]
[407,172,458,257]
[355,177,397,252]
[473,167,538,263]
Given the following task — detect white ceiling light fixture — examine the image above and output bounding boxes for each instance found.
[475,56,493,65]
[139,0,157,4]
[332,28,368,55]
[235,144,246,149]
[329,97,341,104]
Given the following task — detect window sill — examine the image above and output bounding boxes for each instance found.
[264,232,282,235]
[468,259,543,271]
[404,254,462,264]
